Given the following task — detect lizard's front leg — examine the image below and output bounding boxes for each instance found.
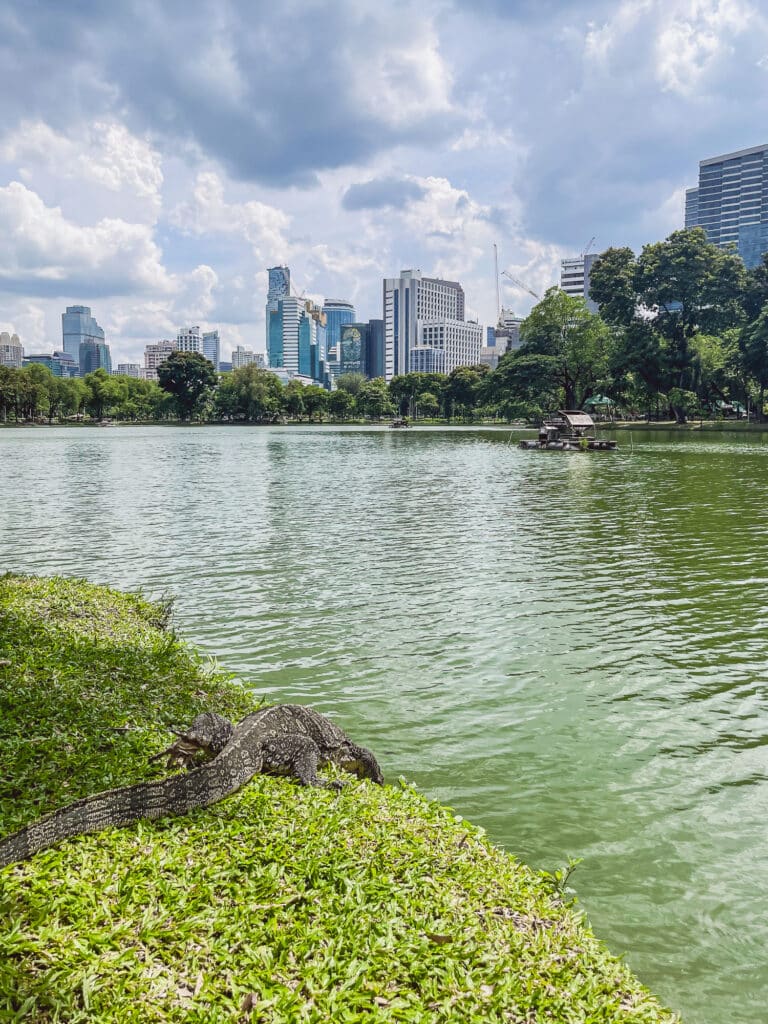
[260,736,344,790]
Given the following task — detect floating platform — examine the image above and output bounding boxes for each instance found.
[519,410,618,451]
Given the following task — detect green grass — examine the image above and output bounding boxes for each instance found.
[0,575,680,1023]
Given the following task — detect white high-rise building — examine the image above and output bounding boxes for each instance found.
[143,340,177,381]
[382,270,465,380]
[176,326,203,354]
[0,332,22,368]
[416,320,483,374]
[560,255,599,312]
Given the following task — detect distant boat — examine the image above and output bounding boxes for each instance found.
[519,410,617,451]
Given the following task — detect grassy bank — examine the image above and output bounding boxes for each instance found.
[0,575,679,1023]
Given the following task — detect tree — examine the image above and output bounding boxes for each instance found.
[444,365,487,421]
[516,288,611,409]
[418,391,439,418]
[335,372,366,397]
[156,352,217,420]
[283,380,306,420]
[328,389,354,421]
[357,378,394,420]
[83,368,124,421]
[303,385,328,422]
[740,306,768,417]
[590,228,746,421]
[220,365,284,422]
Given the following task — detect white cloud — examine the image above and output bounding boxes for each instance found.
[351,17,454,128]
[169,172,291,261]
[0,120,163,211]
[0,181,172,294]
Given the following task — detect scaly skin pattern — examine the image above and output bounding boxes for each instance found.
[0,705,383,867]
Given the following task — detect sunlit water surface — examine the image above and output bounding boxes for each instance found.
[2,424,768,1023]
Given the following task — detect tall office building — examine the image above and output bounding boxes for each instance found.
[0,332,22,368]
[322,300,355,356]
[176,326,203,354]
[685,144,768,268]
[382,270,465,381]
[366,319,385,379]
[268,296,329,385]
[560,255,599,312]
[266,266,291,349]
[62,305,110,374]
[203,330,220,369]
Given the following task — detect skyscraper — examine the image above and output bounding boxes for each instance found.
[322,300,355,358]
[203,330,220,369]
[268,296,329,385]
[266,266,291,349]
[685,144,768,268]
[382,270,465,381]
[560,254,599,312]
[176,327,203,354]
[62,305,110,375]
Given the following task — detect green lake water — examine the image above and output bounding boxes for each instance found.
[1,424,767,1022]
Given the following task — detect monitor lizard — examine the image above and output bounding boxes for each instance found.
[0,704,383,867]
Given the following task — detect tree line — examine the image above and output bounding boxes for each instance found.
[4,227,768,426]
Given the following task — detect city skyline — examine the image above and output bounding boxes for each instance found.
[2,1,768,364]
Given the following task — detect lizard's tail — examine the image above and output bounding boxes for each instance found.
[0,749,256,868]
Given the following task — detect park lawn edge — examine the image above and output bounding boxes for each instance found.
[0,574,680,1023]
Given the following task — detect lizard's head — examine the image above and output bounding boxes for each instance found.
[179,712,235,755]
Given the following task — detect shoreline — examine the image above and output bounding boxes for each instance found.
[0,574,680,1022]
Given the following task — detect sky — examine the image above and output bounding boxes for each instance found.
[1,0,767,365]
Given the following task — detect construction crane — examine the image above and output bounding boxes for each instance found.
[493,243,501,323]
[501,270,540,301]
[581,236,597,256]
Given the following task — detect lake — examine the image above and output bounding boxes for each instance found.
[2,424,767,1023]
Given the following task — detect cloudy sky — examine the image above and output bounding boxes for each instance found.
[1,0,766,364]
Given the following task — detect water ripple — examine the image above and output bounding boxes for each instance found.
[2,424,768,1023]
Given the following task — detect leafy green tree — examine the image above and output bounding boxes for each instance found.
[517,288,610,409]
[19,363,51,421]
[0,366,16,421]
[444,365,488,421]
[740,306,768,416]
[220,365,284,422]
[590,228,746,421]
[283,380,306,420]
[357,378,394,420]
[328,389,354,421]
[303,385,329,422]
[335,372,366,397]
[483,351,561,420]
[418,391,439,418]
[60,377,88,420]
[156,352,217,420]
[83,368,124,421]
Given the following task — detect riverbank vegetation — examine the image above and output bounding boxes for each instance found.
[0,574,679,1022]
[2,227,764,428]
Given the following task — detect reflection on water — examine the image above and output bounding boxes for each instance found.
[2,424,768,1023]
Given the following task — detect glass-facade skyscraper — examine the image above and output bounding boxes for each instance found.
[685,144,768,268]
[322,300,355,358]
[266,266,291,350]
[62,305,110,375]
